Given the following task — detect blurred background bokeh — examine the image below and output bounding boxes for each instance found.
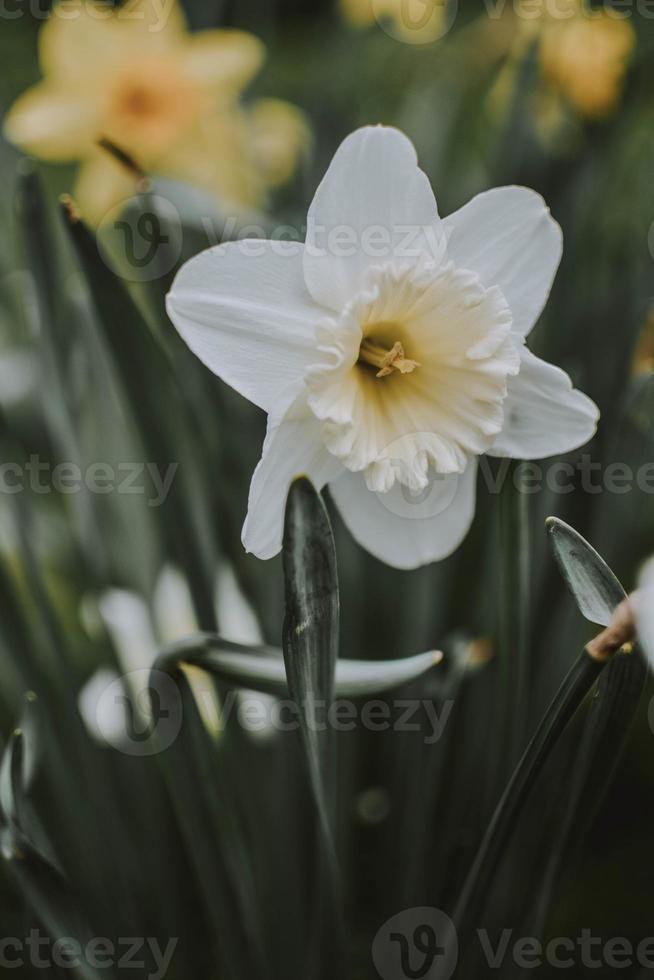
[1,1,654,977]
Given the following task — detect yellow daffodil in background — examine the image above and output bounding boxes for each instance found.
[538,8,635,120]
[517,0,635,121]
[4,0,309,224]
[340,0,448,44]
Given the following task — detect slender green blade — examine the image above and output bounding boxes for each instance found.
[0,729,24,832]
[281,477,346,979]
[148,666,271,980]
[573,643,647,833]
[2,840,115,980]
[155,633,441,698]
[282,478,339,818]
[546,517,626,627]
[529,644,647,934]
[453,646,608,961]
[62,208,218,629]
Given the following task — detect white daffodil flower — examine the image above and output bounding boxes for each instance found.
[167,126,598,569]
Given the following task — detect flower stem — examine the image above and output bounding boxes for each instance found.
[498,460,531,775]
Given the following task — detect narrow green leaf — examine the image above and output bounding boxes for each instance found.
[498,462,531,776]
[155,633,442,698]
[62,207,218,629]
[453,646,608,950]
[0,729,24,832]
[571,643,647,834]
[148,665,272,980]
[0,694,39,833]
[0,698,114,980]
[282,478,339,819]
[281,477,346,979]
[2,840,115,980]
[546,516,627,627]
[529,644,647,934]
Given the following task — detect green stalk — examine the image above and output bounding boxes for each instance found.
[498,461,531,777]
[453,646,608,948]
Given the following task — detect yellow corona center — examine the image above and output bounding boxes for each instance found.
[358,337,421,379]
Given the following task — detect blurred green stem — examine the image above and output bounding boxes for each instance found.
[499,460,531,776]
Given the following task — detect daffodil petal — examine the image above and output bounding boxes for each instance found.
[166,241,323,413]
[4,83,99,160]
[249,98,311,189]
[183,30,265,96]
[489,348,599,459]
[242,393,344,560]
[443,186,562,338]
[329,457,478,570]
[73,151,140,227]
[158,113,264,210]
[40,0,185,80]
[303,126,445,312]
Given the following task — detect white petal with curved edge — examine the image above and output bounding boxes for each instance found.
[443,186,562,338]
[242,393,344,560]
[167,242,323,412]
[329,457,478,570]
[304,127,445,312]
[489,348,598,459]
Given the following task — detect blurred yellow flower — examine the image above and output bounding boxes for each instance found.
[340,0,447,43]
[5,0,309,224]
[538,9,635,119]
[515,0,635,120]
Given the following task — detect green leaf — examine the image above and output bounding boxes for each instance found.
[546,516,627,627]
[453,646,609,951]
[528,643,648,934]
[571,643,647,836]
[498,462,531,776]
[0,729,24,832]
[0,694,39,833]
[155,633,442,698]
[282,478,339,821]
[281,477,346,978]
[62,207,218,629]
[148,665,272,980]
[2,840,115,980]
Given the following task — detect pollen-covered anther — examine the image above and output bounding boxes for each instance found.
[358,338,420,378]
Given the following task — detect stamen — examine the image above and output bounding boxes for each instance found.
[358,339,420,378]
